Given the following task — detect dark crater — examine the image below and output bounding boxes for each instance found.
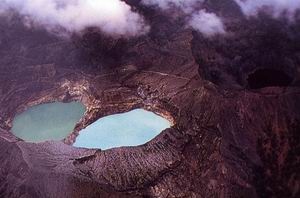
[247,69,293,89]
[191,13,300,89]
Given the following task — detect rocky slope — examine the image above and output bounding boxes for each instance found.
[0,1,300,197]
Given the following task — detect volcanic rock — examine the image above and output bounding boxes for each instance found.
[0,1,299,198]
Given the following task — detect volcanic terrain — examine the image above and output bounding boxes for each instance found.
[0,0,300,197]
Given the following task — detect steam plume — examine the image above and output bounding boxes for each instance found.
[142,0,225,37]
[142,0,202,11]
[189,10,225,36]
[234,0,300,20]
[0,0,149,36]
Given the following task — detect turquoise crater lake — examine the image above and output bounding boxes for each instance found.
[73,109,171,150]
[11,102,86,142]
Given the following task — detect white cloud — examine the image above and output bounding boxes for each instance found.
[142,0,225,36]
[234,0,300,20]
[142,0,203,12]
[0,0,149,37]
[189,10,226,37]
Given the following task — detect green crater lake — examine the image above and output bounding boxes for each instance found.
[73,109,171,150]
[11,102,86,143]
